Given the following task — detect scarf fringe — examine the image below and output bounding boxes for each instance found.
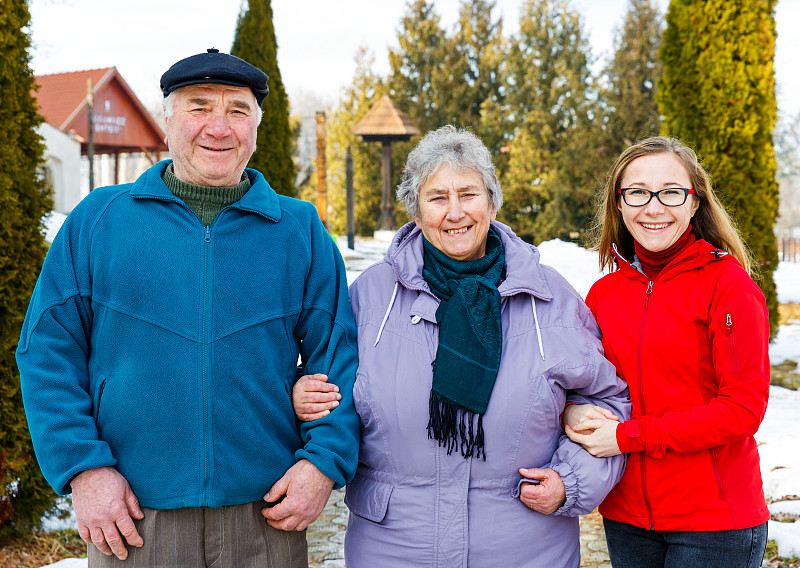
[427,394,486,460]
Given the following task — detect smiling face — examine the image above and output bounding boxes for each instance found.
[164,84,259,187]
[619,152,699,253]
[415,164,496,261]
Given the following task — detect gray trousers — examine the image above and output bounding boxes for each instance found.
[87,502,308,568]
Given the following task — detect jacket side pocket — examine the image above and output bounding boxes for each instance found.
[92,374,107,421]
[344,472,393,523]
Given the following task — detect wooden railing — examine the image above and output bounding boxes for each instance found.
[777,233,800,263]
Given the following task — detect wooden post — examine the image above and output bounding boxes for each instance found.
[346,145,354,250]
[315,112,328,229]
[87,79,95,191]
[378,140,394,230]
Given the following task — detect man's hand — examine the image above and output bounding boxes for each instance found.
[518,467,566,515]
[70,466,144,559]
[293,373,341,422]
[261,459,334,531]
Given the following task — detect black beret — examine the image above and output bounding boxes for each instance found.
[160,48,269,105]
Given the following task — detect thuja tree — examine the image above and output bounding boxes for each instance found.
[231,0,296,196]
[658,0,780,335]
[0,0,57,539]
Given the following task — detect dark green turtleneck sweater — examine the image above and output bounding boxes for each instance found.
[162,164,251,226]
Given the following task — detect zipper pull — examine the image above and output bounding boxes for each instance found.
[726,313,732,336]
[205,226,211,243]
[644,281,653,309]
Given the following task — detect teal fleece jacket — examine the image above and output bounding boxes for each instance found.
[16,161,360,509]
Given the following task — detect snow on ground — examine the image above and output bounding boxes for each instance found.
[775,261,800,304]
[44,211,67,243]
[758,386,800,558]
[39,237,800,566]
[39,560,85,568]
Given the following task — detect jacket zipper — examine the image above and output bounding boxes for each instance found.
[725,313,738,370]
[638,280,656,530]
[202,225,212,506]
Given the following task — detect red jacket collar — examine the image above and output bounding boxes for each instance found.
[611,239,735,282]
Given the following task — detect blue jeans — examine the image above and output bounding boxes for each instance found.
[603,517,768,568]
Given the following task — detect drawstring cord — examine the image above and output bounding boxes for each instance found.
[374,282,399,347]
[531,296,545,361]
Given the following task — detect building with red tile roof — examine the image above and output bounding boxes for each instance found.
[33,67,167,217]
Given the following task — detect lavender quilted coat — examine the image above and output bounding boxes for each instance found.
[343,221,630,567]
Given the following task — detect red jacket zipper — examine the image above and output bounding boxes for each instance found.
[725,313,738,370]
[638,280,656,530]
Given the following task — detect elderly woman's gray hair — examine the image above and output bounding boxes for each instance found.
[397,125,503,219]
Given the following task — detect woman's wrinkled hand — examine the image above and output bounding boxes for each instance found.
[563,404,619,432]
[292,373,341,422]
[518,468,566,515]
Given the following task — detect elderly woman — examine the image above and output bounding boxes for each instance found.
[565,137,770,567]
[295,125,630,567]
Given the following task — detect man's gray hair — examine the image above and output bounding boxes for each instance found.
[163,91,264,124]
[397,125,503,219]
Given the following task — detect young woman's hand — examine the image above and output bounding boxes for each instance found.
[565,418,622,458]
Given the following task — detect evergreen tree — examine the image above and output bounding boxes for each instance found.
[658,0,780,334]
[439,0,506,144]
[499,0,597,243]
[386,0,509,209]
[601,0,663,153]
[231,0,296,196]
[0,0,57,539]
[388,0,449,134]
[389,0,509,174]
[326,48,395,235]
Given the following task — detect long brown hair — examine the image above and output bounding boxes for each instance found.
[592,136,752,275]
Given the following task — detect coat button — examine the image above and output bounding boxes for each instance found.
[411,315,421,324]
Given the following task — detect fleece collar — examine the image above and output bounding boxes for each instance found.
[130,160,283,223]
[613,238,736,283]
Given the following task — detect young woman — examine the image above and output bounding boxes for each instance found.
[565,136,770,568]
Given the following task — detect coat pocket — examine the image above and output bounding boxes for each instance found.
[344,472,393,523]
[91,374,107,421]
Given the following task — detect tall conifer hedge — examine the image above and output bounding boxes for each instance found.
[231,0,296,196]
[0,0,57,539]
[658,0,779,334]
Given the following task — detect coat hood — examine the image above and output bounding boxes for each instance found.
[385,220,554,301]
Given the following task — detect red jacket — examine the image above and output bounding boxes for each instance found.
[587,239,770,531]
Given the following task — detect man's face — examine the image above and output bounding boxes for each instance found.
[164,84,259,187]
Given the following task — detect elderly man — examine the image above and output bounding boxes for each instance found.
[16,49,359,567]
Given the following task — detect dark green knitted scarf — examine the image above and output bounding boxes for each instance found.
[162,164,250,226]
[422,227,504,460]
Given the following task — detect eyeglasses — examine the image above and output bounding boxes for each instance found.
[618,187,696,207]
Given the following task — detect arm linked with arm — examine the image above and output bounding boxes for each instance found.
[291,215,360,489]
[543,295,631,517]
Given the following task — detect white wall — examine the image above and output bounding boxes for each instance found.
[39,123,82,214]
